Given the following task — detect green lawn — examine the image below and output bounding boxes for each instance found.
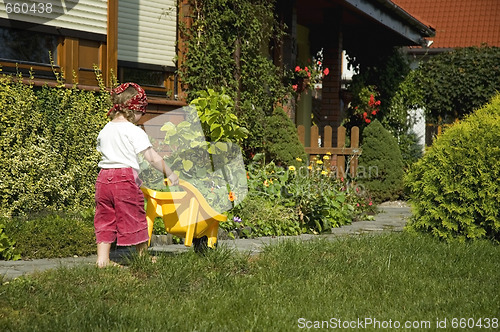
[1,232,499,331]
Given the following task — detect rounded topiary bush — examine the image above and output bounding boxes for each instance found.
[263,106,307,167]
[405,94,500,242]
[358,120,404,202]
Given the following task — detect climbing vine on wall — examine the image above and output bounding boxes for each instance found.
[412,45,500,122]
[178,0,292,156]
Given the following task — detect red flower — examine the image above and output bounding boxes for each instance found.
[363,112,368,118]
[369,94,375,107]
[375,100,381,106]
[371,110,377,116]
[292,84,298,91]
[365,118,371,124]
[317,61,322,66]
[305,66,309,72]
[323,68,330,76]
[295,66,301,72]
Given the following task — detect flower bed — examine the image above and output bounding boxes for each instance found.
[220,154,376,238]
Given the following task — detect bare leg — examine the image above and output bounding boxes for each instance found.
[135,241,148,256]
[96,242,112,268]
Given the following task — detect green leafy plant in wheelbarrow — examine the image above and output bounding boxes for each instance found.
[140,89,248,252]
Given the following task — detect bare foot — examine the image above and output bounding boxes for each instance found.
[96,260,123,268]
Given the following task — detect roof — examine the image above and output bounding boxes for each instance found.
[392,0,500,48]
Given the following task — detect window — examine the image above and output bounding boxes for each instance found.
[0,27,58,65]
[120,67,165,87]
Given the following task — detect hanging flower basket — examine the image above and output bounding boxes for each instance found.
[292,49,329,96]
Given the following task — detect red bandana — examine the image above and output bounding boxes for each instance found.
[107,82,148,116]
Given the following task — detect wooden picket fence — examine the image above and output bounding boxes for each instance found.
[297,125,361,178]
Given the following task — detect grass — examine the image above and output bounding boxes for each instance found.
[1,232,499,331]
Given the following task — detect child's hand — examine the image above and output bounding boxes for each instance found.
[164,173,179,186]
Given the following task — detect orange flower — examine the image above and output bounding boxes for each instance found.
[228,191,236,201]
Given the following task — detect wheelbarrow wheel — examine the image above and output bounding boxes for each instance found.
[193,236,217,254]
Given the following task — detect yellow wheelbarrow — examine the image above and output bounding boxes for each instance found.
[141,179,226,251]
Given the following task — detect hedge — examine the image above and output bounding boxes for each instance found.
[0,74,109,217]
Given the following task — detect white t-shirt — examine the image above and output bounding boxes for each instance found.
[96,121,152,171]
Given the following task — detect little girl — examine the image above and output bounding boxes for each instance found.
[94,82,179,267]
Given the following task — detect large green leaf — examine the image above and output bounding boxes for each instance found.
[160,122,176,137]
[182,159,194,171]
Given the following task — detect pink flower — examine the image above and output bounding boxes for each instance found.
[369,201,373,206]
[295,66,301,72]
[292,85,298,91]
[323,68,330,76]
[305,66,309,72]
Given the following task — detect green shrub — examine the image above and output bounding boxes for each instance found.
[262,106,307,167]
[287,164,355,232]
[0,74,109,217]
[0,222,21,260]
[358,120,404,202]
[398,130,424,169]
[405,94,500,242]
[242,157,362,235]
[5,211,96,259]
[224,194,301,238]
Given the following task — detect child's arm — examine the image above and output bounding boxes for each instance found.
[142,147,179,186]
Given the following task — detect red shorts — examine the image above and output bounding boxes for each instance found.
[94,168,149,246]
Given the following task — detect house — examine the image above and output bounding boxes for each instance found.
[394,0,500,57]
[0,0,185,121]
[0,0,434,134]
[274,0,435,145]
[391,0,500,145]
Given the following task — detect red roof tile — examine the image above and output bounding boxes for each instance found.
[392,0,500,48]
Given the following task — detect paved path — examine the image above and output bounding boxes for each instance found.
[0,205,411,281]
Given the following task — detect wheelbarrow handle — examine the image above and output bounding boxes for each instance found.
[163,175,181,187]
[163,177,185,187]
